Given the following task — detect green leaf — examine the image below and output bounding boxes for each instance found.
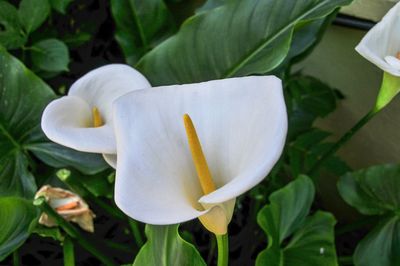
[286,75,338,140]
[0,48,55,197]
[110,0,176,65]
[0,1,27,49]
[338,164,400,266]
[287,129,350,178]
[133,224,206,266]
[0,197,39,261]
[18,0,50,33]
[137,0,352,85]
[338,164,400,216]
[28,142,108,175]
[31,38,69,72]
[256,175,338,266]
[50,0,74,14]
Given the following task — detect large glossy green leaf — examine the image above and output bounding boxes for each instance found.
[133,224,206,266]
[0,48,54,197]
[0,48,106,197]
[18,0,50,34]
[0,1,27,49]
[137,0,352,85]
[0,197,39,261]
[110,0,176,65]
[256,175,338,266]
[338,164,400,266]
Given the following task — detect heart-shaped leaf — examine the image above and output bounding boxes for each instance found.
[31,38,70,72]
[338,164,400,266]
[133,224,206,266]
[256,175,338,266]
[137,0,352,85]
[0,197,39,261]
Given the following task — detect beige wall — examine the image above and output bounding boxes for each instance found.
[294,25,400,169]
[341,0,399,22]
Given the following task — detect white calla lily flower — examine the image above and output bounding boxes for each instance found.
[41,64,151,167]
[355,2,400,111]
[355,2,400,76]
[113,76,287,235]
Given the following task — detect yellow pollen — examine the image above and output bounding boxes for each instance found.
[396,52,400,60]
[92,107,103,127]
[183,114,216,195]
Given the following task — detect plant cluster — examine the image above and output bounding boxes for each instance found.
[1,0,399,266]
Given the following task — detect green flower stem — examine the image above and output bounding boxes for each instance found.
[12,249,19,266]
[307,109,378,177]
[34,197,116,266]
[128,219,144,247]
[63,236,75,266]
[216,234,229,266]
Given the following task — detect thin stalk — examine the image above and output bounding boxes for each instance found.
[128,219,144,247]
[63,236,75,266]
[216,234,229,266]
[34,197,116,266]
[12,250,19,266]
[307,109,378,177]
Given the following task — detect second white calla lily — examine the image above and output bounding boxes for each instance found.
[355,2,400,76]
[113,76,287,235]
[41,64,151,167]
[355,2,400,111]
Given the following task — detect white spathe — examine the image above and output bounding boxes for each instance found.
[113,76,287,229]
[355,2,400,76]
[41,64,151,157]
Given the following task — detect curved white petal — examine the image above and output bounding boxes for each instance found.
[42,96,116,153]
[42,64,150,154]
[69,64,151,123]
[113,76,287,224]
[355,2,400,76]
[103,154,117,169]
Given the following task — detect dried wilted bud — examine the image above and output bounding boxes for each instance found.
[35,185,95,233]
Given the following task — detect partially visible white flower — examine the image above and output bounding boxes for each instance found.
[41,64,151,167]
[113,76,287,235]
[35,185,95,233]
[355,2,400,76]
